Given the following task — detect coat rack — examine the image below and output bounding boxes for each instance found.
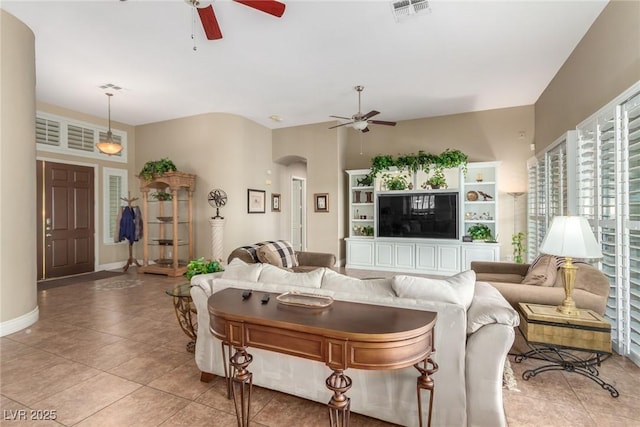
[121,192,142,272]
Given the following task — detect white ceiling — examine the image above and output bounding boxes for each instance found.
[2,0,608,129]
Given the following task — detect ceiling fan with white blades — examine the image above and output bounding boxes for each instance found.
[187,0,286,41]
[329,86,397,133]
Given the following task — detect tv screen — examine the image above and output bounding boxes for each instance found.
[377,192,458,239]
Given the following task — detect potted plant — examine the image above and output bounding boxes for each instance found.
[467,224,493,241]
[381,173,408,190]
[369,149,468,178]
[139,158,178,181]
[512,231,526,263]
[424,169,447,189]
[151,191,173,201]
[185,257,224,280]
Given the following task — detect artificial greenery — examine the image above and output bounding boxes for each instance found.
[353,225,374,236]
[381,173,409,190]
[356,175,374,186]
[467,224,493,241]
[139,158,177,181]
[512,232,526,263]
[369,149,468,178]
[185,257,224,280]
[151,191,173,201]
[425,169,447,189]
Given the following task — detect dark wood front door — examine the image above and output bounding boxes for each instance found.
[37,161,95,279]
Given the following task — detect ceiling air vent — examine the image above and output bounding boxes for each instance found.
[391,0,431,22]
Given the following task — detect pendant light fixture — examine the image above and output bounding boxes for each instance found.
[96,93,123,155]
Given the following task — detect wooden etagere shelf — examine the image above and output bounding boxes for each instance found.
[138,171,196,277]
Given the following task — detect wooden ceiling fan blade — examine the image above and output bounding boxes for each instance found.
[233,0,286,17]
[369,120,397,126]
[362,110,380,120]
[329,122,354,129]
[197,5,223,40]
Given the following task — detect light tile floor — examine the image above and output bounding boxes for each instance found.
[1,269,639,426]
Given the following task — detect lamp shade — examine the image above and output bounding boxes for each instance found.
[539,216,602,259]
[352,120,368,131]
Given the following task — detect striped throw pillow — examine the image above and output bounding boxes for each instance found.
[256,240,299,269]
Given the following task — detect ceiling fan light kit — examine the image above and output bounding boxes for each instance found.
[329,85,397,133]
[96,93,123,156]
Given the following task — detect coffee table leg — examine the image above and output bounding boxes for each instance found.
[415,357,438,427]
[326,370,352,427]
[230,347,253,427]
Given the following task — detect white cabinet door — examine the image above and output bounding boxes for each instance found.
[415,244,437,271]
[375,242,394,267]
[438,245,460,273]
[346,240,375,267]
[461,245,500,270]
[395,243,415,269]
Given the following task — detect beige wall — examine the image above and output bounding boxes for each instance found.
[35,102,137,267]
[342,106,535,258]
[535,0,640,149]
[135,113,279,260]
[273,122,345,259]
[0,10,38,328]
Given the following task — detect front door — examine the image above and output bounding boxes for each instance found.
[37,161,95,279]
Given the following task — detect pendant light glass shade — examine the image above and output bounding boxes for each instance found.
[96,93,123,155]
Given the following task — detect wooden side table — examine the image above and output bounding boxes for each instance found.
[515,302,619,397]
[166,283,197,352]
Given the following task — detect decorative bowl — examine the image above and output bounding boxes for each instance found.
[466,191,479,201]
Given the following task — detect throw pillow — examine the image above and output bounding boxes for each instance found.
[259,263,324,288]
[392,270,476,309]
[221,258,263,282]
[321,269,395,297]
[521,255,558,287]
[256,241,299,269]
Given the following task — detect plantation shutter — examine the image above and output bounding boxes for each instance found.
[67,124,95,152]
[624,92,640,362]
[547,141,567,218]
[36,116,60,146]
[527,157,547,261]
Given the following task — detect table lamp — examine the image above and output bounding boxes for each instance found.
[538,216,603,316]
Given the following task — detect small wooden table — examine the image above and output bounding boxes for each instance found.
[515,302,619,397]
[208,288,438,426]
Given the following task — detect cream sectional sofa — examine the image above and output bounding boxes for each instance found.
[190,260,519,427]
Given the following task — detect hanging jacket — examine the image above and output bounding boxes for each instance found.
[133,206,143,241]
[118,206,137,243]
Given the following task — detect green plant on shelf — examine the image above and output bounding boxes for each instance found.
[139,158,177,181]
[151,191,173,201]
[424,168,447,189]
[467,224,493,241]
[353,225,374,237]
[185,257,224,280]
[381,173,408,190]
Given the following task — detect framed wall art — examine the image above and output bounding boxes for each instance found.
[272,193,281,212]
[247,189,266,213]
[314,193,329,213]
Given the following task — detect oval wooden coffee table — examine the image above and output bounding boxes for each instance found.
[208,288,438,427]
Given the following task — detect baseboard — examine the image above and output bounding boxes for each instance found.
[0,306,39,337]
[98,260,142,271]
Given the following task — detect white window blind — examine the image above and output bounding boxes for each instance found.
[36,111,127,163]
[36,117,60,146]
[547,142,567,218]
[67,124,95,152]
[527,157,547,261]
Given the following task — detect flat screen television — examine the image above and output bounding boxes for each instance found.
[377,192,458,239]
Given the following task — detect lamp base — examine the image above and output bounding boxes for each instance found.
[557,257,580,316]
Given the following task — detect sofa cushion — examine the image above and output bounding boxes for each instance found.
[522,255,559,287]
[321,269,394,296]
[259,263,323,288]
[392,270,476,309]
[467,282,519,334]
[256,240,299,269]
[221,258,263,282]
